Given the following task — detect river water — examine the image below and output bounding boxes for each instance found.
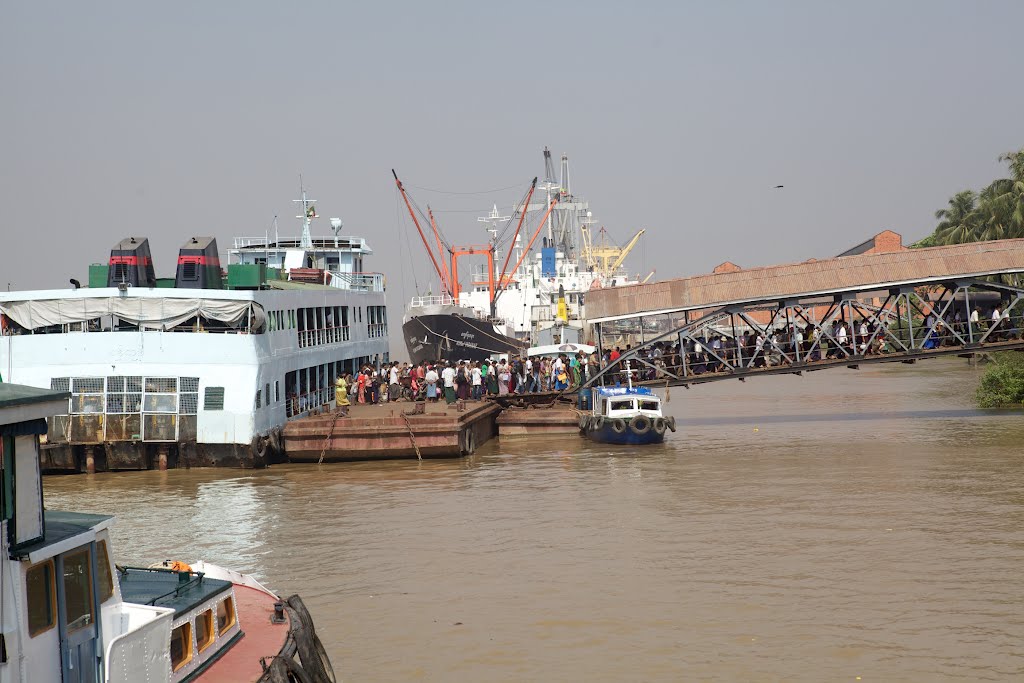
[44,358,1024,681]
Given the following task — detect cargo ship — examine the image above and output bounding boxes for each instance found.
[396,148,647,365]
[0,187,389,471]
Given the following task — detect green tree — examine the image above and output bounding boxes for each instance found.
[976,352,1024,408]
[916,147,1024,246]
[933,190,978,244]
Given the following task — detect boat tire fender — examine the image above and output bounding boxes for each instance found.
[666,416,677,432]
[610,418,627,434]
[652,418,667,435]
[286,594,315,634]
[593,416,605,430]
[294,624,333,683]
[578,415,589,430]
[253,434,270,461]
[462,429,476,455]
[630,416,652,435]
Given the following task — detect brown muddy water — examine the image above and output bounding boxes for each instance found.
[44,358,1024,681]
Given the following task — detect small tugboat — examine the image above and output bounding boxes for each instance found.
[579,365,675,445]
[0,381,335,683]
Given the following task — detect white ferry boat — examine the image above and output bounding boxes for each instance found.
[398,148,647,364]
[0,188,389,471]
[0,381,335,682]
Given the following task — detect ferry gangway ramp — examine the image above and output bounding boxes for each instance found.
[583,239,1024,389]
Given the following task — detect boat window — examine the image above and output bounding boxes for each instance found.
[196,609,215,652]
[639,400,659,411]
[255,389,262,410]
[170,622,193,671]
[62,548,94,633]
[275,381,280,403]
[97,540,114,603]
[610,400,634,411]
[204,387,225,411]
[26,559,56,637]
[265,383,271,405]
[216,596,236,634]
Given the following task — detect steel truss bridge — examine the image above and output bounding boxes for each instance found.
[586,277,1024,389]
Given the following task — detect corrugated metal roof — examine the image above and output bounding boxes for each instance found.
[587,239,1024,322]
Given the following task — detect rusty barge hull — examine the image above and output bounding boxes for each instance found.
[496,405,580,439]
[283,401,501,462]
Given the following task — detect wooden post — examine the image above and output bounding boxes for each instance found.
[157,444,169,471]
[84,445,96,475]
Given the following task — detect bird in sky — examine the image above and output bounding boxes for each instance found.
[774,185,784,189]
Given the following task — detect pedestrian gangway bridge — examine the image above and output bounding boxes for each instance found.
[583,239,1024,388]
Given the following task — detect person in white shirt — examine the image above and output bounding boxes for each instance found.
[388,363,400,402]
[440,363,456,403]
[424,366,439,402]
[471,363,483,400]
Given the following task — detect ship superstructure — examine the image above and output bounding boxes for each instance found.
[0,186,388,470]
[398,149,646,364]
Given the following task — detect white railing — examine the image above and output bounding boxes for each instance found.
[328,271,385,293]
[409,294,460,308]
[232,235,368,250]
[297,326,351,348]
[286,387,333,417]
[366,323,387,338]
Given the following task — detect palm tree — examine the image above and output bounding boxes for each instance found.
[933,190,979,244]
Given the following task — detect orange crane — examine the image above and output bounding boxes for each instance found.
[393,171,559,316]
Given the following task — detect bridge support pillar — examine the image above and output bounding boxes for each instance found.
[84,445,95,475]
[157,445,169,471]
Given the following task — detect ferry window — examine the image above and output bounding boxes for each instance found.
[255,389,262,410]
[265,383,271,405]
[196,609,215,652]
[26,559,56,637]
[204,387,225,411]
[216,596,236,634]
[170,622,193,671]
[275,381,280,403]
[639,401,659,411]
[268,312,275,332]
[610,400,634,411]
[97,540,114,603]
[62,548,94,634]
[358,307,362,323]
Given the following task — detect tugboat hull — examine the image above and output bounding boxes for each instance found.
[579,414,669,446]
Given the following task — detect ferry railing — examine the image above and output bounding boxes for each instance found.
[328,271,385,293]
[296,325,353,348]
[231,235,369,250]
[286,387,333,418]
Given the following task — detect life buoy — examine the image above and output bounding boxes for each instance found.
[652,418,667,435]
[630,415,652,435]
[666,416,677,433]
[610,418,627,434]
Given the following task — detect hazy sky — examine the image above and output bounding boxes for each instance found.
[4,1,1023,341]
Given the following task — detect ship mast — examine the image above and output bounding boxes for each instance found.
[293,177,318,249]
[478,204,511,280]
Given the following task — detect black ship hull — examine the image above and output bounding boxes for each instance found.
[403,314,526,365]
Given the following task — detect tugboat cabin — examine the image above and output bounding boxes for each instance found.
[597,386,662,419]
[0,382,175,683]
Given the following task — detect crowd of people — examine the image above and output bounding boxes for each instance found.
[333,352,598,407]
